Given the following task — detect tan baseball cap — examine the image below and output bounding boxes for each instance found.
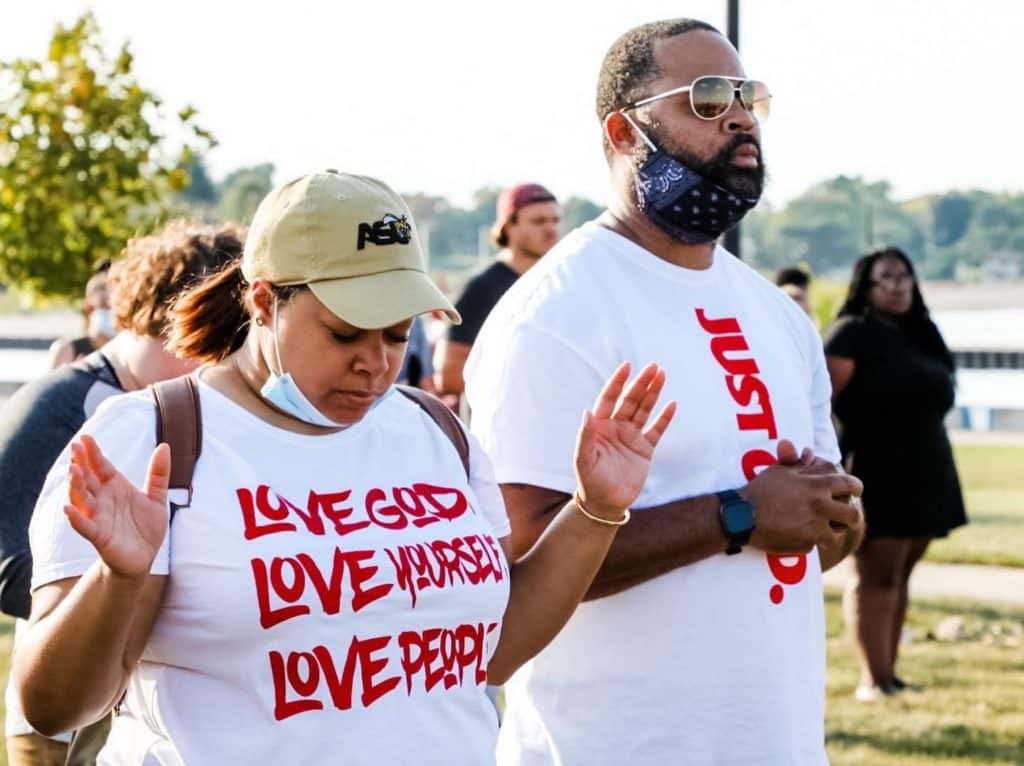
[242,170,460,328]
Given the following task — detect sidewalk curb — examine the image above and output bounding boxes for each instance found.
[823,559,1024,605]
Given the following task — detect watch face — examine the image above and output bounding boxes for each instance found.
[722,501,755,533]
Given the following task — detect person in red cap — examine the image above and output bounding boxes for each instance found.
[435,184,559,404]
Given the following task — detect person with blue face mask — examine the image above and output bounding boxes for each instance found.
[48,269,116,369]
[0,221,239,766]
[464,18,866,766]
[14,171,677,765]
[258,292,394,428]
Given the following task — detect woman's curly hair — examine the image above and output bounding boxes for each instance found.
[108,220,244,338]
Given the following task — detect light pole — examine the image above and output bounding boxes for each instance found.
[724,0,743,260]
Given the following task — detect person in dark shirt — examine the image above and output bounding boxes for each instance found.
[824,247,967,702]
[0,221,242,765]
[434,184,560,403]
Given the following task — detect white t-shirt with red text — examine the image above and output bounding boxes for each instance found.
[29,380,510,765]
[466,223,840,766]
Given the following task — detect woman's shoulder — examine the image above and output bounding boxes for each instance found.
[91,388,155,418]
[823,314,870,357]
[83,389,158,444]
[827,314,868,332]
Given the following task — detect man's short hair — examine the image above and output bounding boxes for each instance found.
[775,267,811,289]
[596,18,721,161]
[109,220,244,338]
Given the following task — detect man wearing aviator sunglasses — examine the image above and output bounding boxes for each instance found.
[467,16,863,766]
[616,73,769,226]
[628,74,772,123]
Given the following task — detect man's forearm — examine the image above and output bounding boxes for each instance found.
[434,339,470,395]
[584,494,727,601]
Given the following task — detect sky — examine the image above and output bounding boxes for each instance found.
[3,0,1021,209]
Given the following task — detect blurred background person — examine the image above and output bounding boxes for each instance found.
[0,221,242,765]
[396,316,436,392]
[775,266,812,317]
[47,265,114,369]
[434,184,559,408]
[824,246,967,701]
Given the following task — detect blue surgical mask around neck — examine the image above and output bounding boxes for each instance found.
[259,300,390,429]
[622,112,760,245]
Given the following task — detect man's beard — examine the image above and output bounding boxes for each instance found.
[634,128,766,199]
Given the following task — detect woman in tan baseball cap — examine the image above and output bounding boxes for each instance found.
[15,171,676,764]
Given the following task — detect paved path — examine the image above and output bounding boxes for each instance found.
[948,429,1024,447]
[0,309,79,340]
[823,559,1024,605]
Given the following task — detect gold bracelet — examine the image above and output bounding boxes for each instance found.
[573,490,630,527]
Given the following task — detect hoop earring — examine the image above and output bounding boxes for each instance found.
[255,316,264,327]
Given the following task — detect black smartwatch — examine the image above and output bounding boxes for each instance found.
[716,490,755,555]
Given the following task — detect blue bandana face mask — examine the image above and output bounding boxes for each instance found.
[623,113,760,245]
[259,300,389,429]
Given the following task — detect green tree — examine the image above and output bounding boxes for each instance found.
[424,187,500,266]
[403,192,447,224]
[218,163,274,223]
[0,13,213,300]
[561,196,602,233]
[178,156,219,207]
[932,193,974,247]
[930,191,1024,278]
[747,176,926,276]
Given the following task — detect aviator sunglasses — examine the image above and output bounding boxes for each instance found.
[625,75,771,122]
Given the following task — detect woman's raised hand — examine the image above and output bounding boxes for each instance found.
[64,435,171,578]
[573,362,677,519]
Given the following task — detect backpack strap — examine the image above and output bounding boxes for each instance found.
[396,385,470,479]
[150,376,202,517]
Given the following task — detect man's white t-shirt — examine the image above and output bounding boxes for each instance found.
[29,380,511,765]
[466,222,840,766]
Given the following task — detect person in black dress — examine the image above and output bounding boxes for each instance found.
[824,247,967,700]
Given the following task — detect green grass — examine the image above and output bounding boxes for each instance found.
[825,590,1024,765]
[926,445,1024,567]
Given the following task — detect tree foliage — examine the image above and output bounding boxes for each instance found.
[217,163,274,223]
[744,176,1024,280]
[169,160,1022,284]
[744,176,926,275]
[409,187,499,268]
[0,13,213,299]
[561,196,603,233]
[177,156,218,206]
[932,194,973,247]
